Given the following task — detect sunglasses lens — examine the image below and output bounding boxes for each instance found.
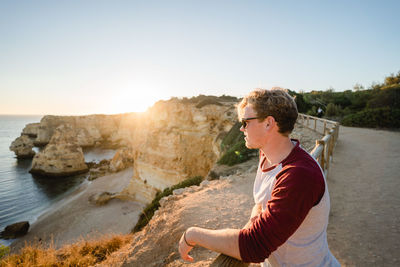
[241,120,247,128]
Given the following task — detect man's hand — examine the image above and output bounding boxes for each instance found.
[178,229,194,262]
[178,227,242,261]
[250,203,262,218]
[243,203,262,229]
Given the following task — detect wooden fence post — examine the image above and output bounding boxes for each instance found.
[316,139,325,171]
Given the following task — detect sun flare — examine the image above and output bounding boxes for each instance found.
[106,87,167,114]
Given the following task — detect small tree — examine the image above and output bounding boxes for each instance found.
[353,83,364,91]
[307,106,318,116]
[326,103,340,117]
[385,71,400,86]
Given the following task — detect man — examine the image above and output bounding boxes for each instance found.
[178,88,339,266]
[317,107,323,118]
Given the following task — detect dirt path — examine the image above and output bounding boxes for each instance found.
[326,126,400,266]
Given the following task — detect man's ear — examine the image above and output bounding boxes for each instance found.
[265,116,275,128]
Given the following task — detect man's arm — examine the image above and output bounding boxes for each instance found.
[178,227,241,262]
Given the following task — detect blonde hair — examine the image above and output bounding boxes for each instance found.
[237,87,298,135]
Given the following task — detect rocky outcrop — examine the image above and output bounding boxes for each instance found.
[9,135,35,159]
[10,113,139,167]
[0,221,30,239]
[22,123,40,138]
[88,192,115,205]
[86,148,134,180]
[30,124,88,177]
[10,114,138,148]
[122,99,237,203]
[34,115,112,147]
[110,148,134,172]
[9,123,40,158]
[87,159,112,181]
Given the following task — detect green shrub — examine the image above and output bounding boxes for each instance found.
[220,122,243,151]
[0,244,10,259]
[367,86,400,109]
[195,98,222,108]
[341,107,400,128]
[306,106,318,116]
[217,122,256,166]
[179,94,239,105]
[342,107,353,116]
[288,90,310,113]
[326,103,341,117]
[132,176,203,233]
[218,140,255,166]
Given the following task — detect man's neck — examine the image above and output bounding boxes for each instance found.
[260,135,294,168]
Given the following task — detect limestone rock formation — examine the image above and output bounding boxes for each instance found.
[122,99,237,203]
[30,124,88,177]
[88,192,115,205]
[87,159,111,180]
[34,115,106,147]
[10,113,141,163]
[9,135,35,158]
[0,221,30,239]
[22,123,40,138]
[110,147,134,172]
[34,114,140,147]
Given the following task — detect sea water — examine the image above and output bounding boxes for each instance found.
[0,115,115,246]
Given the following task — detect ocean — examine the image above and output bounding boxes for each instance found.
[0,115,116,246]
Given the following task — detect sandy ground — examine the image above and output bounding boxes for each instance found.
[326,126,400,266]
[11,168,144,251]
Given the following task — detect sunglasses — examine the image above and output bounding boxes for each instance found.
[241,117,263,129]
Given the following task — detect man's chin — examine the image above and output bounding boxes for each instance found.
[245,140,254,149]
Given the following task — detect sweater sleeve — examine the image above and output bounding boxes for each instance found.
[238,167,325,263]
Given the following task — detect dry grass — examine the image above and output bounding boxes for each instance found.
[0,234,132,267]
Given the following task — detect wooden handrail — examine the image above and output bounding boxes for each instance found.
[298,113,340,177]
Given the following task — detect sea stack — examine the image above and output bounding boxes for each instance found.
[9,135,36,159]
[30,124,88,177]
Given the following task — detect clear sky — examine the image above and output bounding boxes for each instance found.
[1,0,399,115]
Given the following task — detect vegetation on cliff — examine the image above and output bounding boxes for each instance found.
[178,94,239,104]
[132,175,203,233]
[217,122,256,166]
[0,245,9,260]
[0,234,131,266]
[289,71,400,128]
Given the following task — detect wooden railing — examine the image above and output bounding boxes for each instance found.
[297,114,340,177]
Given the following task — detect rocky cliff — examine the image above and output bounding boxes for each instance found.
[122,99,237,203]
[10,97,236,201]
[29,124,89,177]
[9,135,36,159]
[10,113,141,176]
[10,114,139,158]
[32,114,137,147]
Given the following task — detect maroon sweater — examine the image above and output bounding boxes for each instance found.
[238,142,325,263]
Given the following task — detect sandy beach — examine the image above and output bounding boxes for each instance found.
[11,168,144,252]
